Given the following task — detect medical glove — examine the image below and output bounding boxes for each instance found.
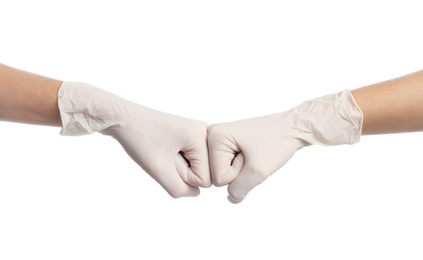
[208,90,363,203]
[58,82,211,198]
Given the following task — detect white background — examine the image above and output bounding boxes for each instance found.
[1,1,423,259]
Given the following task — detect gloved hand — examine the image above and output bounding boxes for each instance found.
[208,90,363,203]
[58,82,211,198]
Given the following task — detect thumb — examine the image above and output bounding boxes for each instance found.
[226,163,269,204]
[175,152,211,187]
[217,152,245,185]
[151,161,201,198]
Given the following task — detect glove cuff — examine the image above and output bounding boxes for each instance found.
[58,81,126,136]
[289,90,363,146]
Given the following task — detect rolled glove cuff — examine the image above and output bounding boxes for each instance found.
[288,89,363,146]
[58,81,126,136]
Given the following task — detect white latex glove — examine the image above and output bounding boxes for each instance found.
[58,82,211,198]
[208,90,363,203]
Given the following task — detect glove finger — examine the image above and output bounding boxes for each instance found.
[207,125,241,186]
[175,153,209,187]
[179,128,211,188]
[218,152,245,186]
[226,164,270,204]
[150,162,200,198]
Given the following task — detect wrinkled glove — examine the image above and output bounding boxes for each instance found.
[58,82,211,198]
[208,90,363,203]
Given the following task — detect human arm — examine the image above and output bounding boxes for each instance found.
[208,70,423,203]
[0,63,62,126]
[0,64,211,197]
[352,70,423,134]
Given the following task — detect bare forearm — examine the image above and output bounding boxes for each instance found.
[0,64,62,126]
[351,70,423,135]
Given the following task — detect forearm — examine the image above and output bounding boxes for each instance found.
[0,64,62,127]
[351,70,423,135]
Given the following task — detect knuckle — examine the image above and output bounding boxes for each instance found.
[212,177,226,187]
[207,124,225,138]
[188,170,212,188]
[201,178,212,188]
[187,124,208,140]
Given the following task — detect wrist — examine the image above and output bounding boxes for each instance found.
[58,81,128,136]
[286,90,363,146]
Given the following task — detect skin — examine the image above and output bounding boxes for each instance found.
[0,63,423,147]
[1,63,423,134]
[0,63,212,197]
[0,64,62,127]
[1,63,423,202]
[351,70,423,135]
